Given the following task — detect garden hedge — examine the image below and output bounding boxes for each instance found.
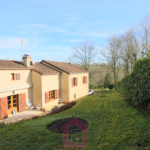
[114,62,150,109]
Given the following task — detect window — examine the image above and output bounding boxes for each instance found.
[72,78,77,87]
[83,76,87,84]
[49,90,55,99]
[45,90,59,103]
[11,73,15,80]
[11,73,20,81]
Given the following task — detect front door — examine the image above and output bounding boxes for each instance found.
[7,95,18,115]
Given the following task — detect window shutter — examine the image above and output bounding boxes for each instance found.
[0,97,8,119]
[15,73,18,80]
[72,78,73,87]
[55,90,57,99]
[57,89,59,99]
[21,93,26,112]
[45,92,49,103]
[18,73,20,80]
[76,78,78,86]
[86,76,87,83]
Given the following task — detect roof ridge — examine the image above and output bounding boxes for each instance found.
[43,60,70,64]
[42,60,88,74]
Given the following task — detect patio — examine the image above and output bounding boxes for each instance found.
[0,103,64,125]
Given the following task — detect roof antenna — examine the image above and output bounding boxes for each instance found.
[21,38,23,60]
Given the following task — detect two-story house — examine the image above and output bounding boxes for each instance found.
[0,54,89,120]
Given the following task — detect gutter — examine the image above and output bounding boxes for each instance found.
[42,73,61,76]
[0,68,33,70]
[69,72,89,74]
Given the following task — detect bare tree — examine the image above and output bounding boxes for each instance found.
[100,35,122,85]
[140,16,150,59]
[120,29,140,76]
[69,40,97,71]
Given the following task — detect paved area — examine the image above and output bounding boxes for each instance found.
[0,104,64,125]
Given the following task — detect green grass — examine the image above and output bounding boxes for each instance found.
[1,90,150,150]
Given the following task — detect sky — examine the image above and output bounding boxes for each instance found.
[0,0,150,63]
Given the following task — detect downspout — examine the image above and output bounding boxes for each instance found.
[60,74,61,99]
[68,74,70,103]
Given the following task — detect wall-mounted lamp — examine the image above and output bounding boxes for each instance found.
[12,90,15,94]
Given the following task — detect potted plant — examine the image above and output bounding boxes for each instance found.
[42,108,46,112]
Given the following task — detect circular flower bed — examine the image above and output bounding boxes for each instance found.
[47,117,88,134]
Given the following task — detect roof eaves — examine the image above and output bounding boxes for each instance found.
[42,73,61,75]
[69,72,89,74]
[0,68,33,70]
[41,60,70,74]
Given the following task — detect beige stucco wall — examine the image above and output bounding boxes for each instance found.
[0,69,33,102]
[41,74,60,109]
[60,72,69,103]
[69,73,89,102]
[32,71,42,107]
[0,70,32,88]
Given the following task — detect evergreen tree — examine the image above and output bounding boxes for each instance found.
[104,72,112,87]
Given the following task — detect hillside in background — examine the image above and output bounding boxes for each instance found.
[77,63,125,86]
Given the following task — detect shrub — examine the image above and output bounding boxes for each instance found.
[50,101,76,115]
[52,106,58,111]
[108,84,113,90]
[104,72,112,86]
[104,84,107,88]
[114,61,150,109]
[133,52,150,72]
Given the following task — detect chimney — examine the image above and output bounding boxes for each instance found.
[23,54,32,67]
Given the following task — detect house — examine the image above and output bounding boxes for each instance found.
[0,54,89,120]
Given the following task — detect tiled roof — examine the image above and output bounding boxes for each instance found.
[32,62,60,74]
[42,60,88,74]
[0,60,60,75]
[0,59,88,74]
[0,60,27,68]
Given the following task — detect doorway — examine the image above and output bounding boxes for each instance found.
[7,95,18,115]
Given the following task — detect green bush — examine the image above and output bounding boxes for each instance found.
[114,61,150,109]
[108,84,113,90]
[133,52,150,72]
[104,84,107,88]
[91,84,104,89]
[52,105,58,111]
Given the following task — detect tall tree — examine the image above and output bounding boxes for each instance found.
[69,40,97,71]
[100,35,122,85]
[140,16,150,59]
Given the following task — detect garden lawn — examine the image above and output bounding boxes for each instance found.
[1,90,150,150]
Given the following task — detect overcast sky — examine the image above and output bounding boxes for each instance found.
[0,0,150,63]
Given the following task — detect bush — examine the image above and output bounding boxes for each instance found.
[104,84,107,88]
[52,105,58,111]
[50,101,76,115]
[114,61,150,109]
[108,84,113,90]
[133,52,150,72]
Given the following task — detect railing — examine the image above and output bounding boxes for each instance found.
[0,84,33,93]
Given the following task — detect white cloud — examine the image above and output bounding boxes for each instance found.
[18,24,67,33]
